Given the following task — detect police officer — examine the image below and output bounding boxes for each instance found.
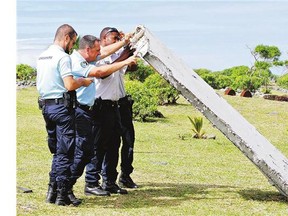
[68,34,137,196]
[36,24,93,206]
[85,27,137,195]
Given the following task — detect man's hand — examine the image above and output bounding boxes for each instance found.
[77,77,94,87]
[123,32,134,45]
[112,46,136,63]
[124,55,137,66]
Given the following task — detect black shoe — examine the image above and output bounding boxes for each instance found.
[84,183,111,196]
[119,173,138,189]
[67,189,82,206]
[55,186,72,206]
[46,182,57,203]
[102,181,128,194]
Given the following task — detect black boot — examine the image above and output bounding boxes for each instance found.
[67,188,82,206]
[55,184,70,206]
[102,180,128,194]
[46,182,57,203]
[119,172,138,189]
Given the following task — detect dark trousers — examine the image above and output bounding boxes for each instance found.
[119,96,135,175]
[85,99,122,184]
[42,103,75,188]
[70,106,95,186]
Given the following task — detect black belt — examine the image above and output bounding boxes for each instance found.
[118,96,128,103]
[118,95,133,106]
[43,98,64,105]
[78,104,93,112]
[100,99,119,107]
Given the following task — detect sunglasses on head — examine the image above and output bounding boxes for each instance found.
[105,27,120,40]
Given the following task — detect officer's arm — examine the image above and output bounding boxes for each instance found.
[88,55,136,78]
[63,75,93,91]
[98,32,133,60]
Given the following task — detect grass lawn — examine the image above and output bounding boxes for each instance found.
[16,87,288,215]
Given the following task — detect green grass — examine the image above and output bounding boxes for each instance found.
[17,87,288,215]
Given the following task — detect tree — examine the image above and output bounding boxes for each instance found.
[248,44,282,92]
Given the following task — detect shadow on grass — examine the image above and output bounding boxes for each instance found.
[82,182,239,209]
[238,189,288,202]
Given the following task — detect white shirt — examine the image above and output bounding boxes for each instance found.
[95,50,128,101]
[36,45,72,99]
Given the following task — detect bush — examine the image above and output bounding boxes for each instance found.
[230,74,262,92]
[125,80,158,121]
[16,64,36,81]
[126,59,155,82]
[277,73,288,89]
[143,73,179,105]
[201,73,218,89]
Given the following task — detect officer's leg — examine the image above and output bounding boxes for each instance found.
[70,108,94,186]
[43,109,57,203]
[84,108,110,196]
[102,108,127,194]
[119,102,138,188]
[54,106,76,206]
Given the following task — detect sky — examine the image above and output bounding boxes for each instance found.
[16,0,288,75]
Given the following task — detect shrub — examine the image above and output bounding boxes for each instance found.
[16,64,36,81]
[201,73,218,89]
[277,73,288,89]
[143,73,179,105]
[126,59,154,82]
[125,80,158,121]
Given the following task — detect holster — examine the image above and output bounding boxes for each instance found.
[38,97,44,110]
[126,94,134,106]
[63,90,77,110]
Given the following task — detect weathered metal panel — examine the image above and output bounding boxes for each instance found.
[131,25,288,197]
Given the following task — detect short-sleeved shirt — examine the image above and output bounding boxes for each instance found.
[36,45,72,99]
[95,50,128,101]
[70,50,96,106]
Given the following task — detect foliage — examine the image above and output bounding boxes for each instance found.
[254,44,281,61]
[231,75,262,92]
[143,73,179,105]
[223,65,249,78]
[124,59,180,118]
[69,35,80,54]
[126,59,155,82]
[16,64,37,81]
[125,80,158,121]
[201,73,217,89]
[277,73,288,89]
[187,116,206,139]
[195,45,286,92]
[214,73,233,89]
[194,68,212,76]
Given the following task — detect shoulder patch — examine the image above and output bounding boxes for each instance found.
[80,61,89,68]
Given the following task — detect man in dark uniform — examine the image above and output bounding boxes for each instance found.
[85,27,138,195]
[68,34,136,197]
[36,24,93,206]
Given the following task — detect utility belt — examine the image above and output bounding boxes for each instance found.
[38,91,77,110]
[94,97,119,108]
[77,103,94,112]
